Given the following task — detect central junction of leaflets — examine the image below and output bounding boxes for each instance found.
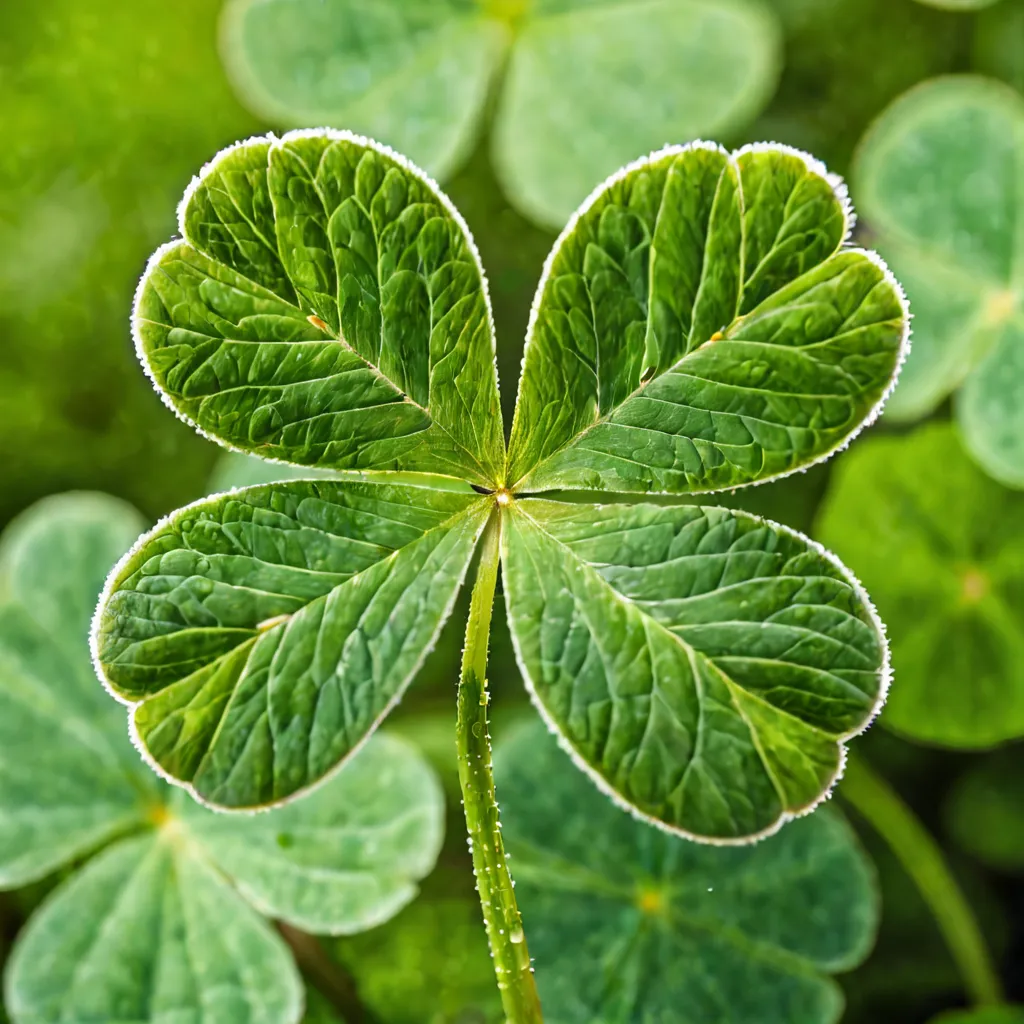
[93,129,908,848]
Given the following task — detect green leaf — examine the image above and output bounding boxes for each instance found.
[501,497,887,840]
[910,0,1002,8]
[135,131,505,488]
[220,1,506,181]
[93,479,489,808]
[958,318,1024,488]
[0,493,448,1022]
[494,721,879,1022]
[494,0,780,226]
[506,143,908,495]
[180,732,445,933]
[0,494,153,887]
[4,833,303,1024]
[975,0,1024,96]
[216,0,781,229]
[815,422,1024,748]
[930,1011,1024,1024]
[852,75,1024,483]
[944,750,1024,871]
[330,890,504,1023]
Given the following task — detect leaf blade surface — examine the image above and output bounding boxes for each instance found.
[4,833,302,1024]
[182,732,445,934]
[220,0,505,179]
[493,721,878,1022]
[93,479,490,808]
[136,131,505,487]
[0,494,153,887]
[494,0,780,226]
[502,498,887,841]
[816,422,1024,747]
[506,143,908,494]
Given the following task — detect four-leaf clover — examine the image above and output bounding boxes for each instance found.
[94,128,908,837]
[90,128,908,1016]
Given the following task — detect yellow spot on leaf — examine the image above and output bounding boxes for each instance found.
[710,331,724,342]
[985,289,1018,325]
[637,887,666,915]
[960,567,988,605]
[148,803,173,828]
[307,315,330,332]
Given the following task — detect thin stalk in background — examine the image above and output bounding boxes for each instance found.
[840,753,1003,1007]
[457,503,544,1023]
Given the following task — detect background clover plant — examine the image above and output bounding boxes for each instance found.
[492,721,879,1022]
[218,0,782,227]
[852,75,1024,488]
[88,128,911,1021]
[0,492,445,1024]
[816,422,1024,748]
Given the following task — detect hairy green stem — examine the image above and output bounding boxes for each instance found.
[840,753,1003,1006]
[457,507,544,1023]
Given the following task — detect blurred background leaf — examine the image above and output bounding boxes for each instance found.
[220,0,782,227]
[816,423,1024,748]
[852,75,1024,487]
[946,749,1024,872]
[493,722,880,1022]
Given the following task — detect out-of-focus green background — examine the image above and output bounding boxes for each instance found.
[3,1,1024,1022]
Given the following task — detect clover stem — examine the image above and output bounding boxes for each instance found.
[457,508,544,1023]
[840,753,1003,1006]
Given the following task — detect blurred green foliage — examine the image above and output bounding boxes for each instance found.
[0,0,264,528]
[816,423,1024,748]
[946,751,1024,872]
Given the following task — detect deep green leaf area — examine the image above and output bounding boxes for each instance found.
[220,0,506,180]
[0,494,153,887]
[853,76,1024,485]
[136,132,504,487]
[502,498,886,840]
[930,1010,1024,1024]
[506,143,907,495]
[816,422,1024,747]
[94,479,489,807]
[330,892,504,1023]
[494,722,878,1023]
[180,732,445,934]
[945,750,1024,871]
[4,833,303,1024]
[975,0,1024,97]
